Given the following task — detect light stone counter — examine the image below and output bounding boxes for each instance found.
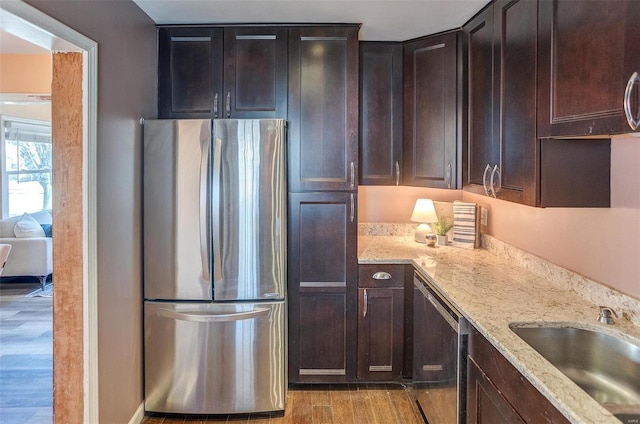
[358,234,640,424]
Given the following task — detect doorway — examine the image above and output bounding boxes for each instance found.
[0,2,98,422]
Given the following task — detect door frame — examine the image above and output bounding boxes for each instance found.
[0,1,98,422]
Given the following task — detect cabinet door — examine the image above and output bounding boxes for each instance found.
[357,287,404,381]
[359,43,403,186]
[403,32,458,189]
[538,0,640,136]
[464,1,538,206]
[288,192,358,382]
[468,328,570,424]
[158,27,223,119]
[288,26,359,192]
[467,358,526,424]
[463,5,497,194]
[493,0,538,205]
[223,27,288,118]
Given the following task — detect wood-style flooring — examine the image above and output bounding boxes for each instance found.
[142,384,425,424]
[0,282,53,424]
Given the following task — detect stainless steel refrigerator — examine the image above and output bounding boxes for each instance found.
[142,119,286,414]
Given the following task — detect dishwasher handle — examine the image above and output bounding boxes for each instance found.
[415,276,463,333]
[425,291,459,332]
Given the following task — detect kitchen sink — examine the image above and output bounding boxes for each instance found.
[510,324,640,423]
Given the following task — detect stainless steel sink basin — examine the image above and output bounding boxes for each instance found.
[510,324,640,422]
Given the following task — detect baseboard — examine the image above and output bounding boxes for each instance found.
[128,402,145,424]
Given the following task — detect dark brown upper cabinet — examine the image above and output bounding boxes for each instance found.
[537,0,640,137]
[288,26,360,193]
[359,42,403,186]
[223,27,288,118]
[403,32,460,189]
[158,26,287,119]
[463,0,538,206]
[158,27,223,119]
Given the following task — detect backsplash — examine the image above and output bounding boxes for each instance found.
[358,223,416,236]
[482,234,640,328]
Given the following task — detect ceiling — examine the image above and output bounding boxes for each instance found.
[0,29,50,54]
[132,0,490,41]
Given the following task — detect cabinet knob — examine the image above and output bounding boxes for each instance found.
[213,93,219,118]
[447,162,452,189]
[225,92,231,118]
[395,161,400,186]
[624,71,640,130]
[372,272,392,280]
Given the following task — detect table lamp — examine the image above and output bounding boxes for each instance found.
[411,198,438,243]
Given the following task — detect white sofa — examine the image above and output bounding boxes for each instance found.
[0,210,53,288]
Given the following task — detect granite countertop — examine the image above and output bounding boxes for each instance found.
[359,235,640,424]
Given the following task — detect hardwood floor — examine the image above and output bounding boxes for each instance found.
[0,282,53,424]
[142,384,425,424]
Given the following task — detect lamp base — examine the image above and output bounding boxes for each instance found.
[414,223,434,243]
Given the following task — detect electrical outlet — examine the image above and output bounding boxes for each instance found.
[481,208,488,227]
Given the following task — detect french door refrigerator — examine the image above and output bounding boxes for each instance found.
[143,119,286,414]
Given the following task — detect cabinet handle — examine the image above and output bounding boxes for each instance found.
[482,164,492,196]
[373,272,392,280]
[447,162,452,189]
[350,161,355,189]
[624,71,640,130]
[213,93,219,118]
[490,165,501,198]
[225,92,231,118]
[395,161,400,186]
[350,193,355,223]
[363,289,368,317]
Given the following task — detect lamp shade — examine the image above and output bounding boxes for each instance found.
[410,199,438,223]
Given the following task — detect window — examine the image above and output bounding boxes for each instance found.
[1,116,52,218]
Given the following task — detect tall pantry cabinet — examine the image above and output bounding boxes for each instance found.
[287,25,360,383]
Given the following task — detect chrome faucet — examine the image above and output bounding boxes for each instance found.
[597,306,618,324]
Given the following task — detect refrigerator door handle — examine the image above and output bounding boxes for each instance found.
[212,137,223,283]
[158,307,270,323]
[199,133,211,283]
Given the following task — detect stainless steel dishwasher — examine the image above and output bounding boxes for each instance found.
[413,272,468,424]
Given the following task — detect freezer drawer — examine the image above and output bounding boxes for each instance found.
[144,301,286,414]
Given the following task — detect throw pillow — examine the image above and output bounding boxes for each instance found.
[40,224,53,238]
[14,213,46,238]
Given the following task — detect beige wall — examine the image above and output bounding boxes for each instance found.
[0,53,51,93]
[358,185,462,222]
[359,135,640,300]
[0,54,51,121]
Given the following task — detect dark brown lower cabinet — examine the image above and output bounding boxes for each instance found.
[288,192,357,383]
[467,327,569,424]
[357,264,405,381]
[467,358,526,424]
[298,286,349,375]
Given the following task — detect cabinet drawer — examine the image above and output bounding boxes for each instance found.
[358,264,404,288]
